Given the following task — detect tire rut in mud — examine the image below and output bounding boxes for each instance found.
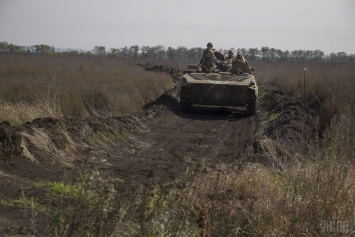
[112,107,257,192]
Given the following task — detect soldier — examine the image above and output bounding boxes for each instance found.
[230,51,252,74]
[225,50,235,61]
[220,50,235,71]
[200,49,220,72]
[200,42,214,64]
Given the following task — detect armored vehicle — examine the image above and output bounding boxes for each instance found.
[180,66,258,115]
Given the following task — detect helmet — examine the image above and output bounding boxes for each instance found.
[207,42,213,47]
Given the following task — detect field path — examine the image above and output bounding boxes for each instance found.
[111,99,257,192]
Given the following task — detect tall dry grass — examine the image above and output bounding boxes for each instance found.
[0,54,174,124]
[111,158,353,236]
[253,61,355,132]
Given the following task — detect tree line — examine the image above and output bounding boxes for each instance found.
[1,41,354,62]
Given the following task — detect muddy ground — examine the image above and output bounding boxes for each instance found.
[0,65,319,236]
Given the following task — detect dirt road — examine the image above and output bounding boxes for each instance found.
[110,93,257,194]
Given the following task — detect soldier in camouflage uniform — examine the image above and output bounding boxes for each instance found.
[200,42,214,64]
[200,49,220,72]
[225,50,235,61]
[230,51,252,74]
[219,50,235,72]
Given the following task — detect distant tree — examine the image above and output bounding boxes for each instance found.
[25,46,35,53]
[146,46,158,58]
[7,44,21,53]
[167,47,176,59]
[129,45,139,58]
[151,45,166,59]
[329,52,338,62]
[0,41,9,52]
[305,50,316,61]
[261,46,270,60]
[291,50,304,61]
[274,49,282,61]
[68,50,79,56]
[269,48,277,61]
[328,52,349,62]
[33,44,55,54]
[110,48,120,57]
[336,52,348,62]
[175,46,188,59]
[119,46,129,57]
[314,50,325,61]
[347,54,355,62]
[247,48,259,60]
[93,46,106,55]
[139,45,165,59]
[187,47,204,60]
[282,50,291,61]
[140,46,151,58]
[84,51,93,57]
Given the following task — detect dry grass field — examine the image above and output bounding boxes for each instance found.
[0,54,174,124]
[253,60,354,128]
[0,53,354,236]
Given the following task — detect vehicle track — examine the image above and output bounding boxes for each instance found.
[109,100,257,193]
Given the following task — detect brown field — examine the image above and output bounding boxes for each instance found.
[0,53,354,236]
[0,54,174,124]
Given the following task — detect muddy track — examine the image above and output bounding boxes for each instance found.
[113,102,257,193]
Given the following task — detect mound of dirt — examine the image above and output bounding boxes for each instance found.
[252,85,320,168]
[0,121,22,161]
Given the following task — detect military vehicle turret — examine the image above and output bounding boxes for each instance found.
[180,65,258,115]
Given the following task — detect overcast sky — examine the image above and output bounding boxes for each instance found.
[1,0,354,54]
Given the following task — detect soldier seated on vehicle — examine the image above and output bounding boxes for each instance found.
[200,49,221,72]
[219,50,234,72]
[230,51,252,74]
[200,42,214,64]
[225,50,235,61]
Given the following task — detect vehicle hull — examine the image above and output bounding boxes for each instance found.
[180,72,258,114]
